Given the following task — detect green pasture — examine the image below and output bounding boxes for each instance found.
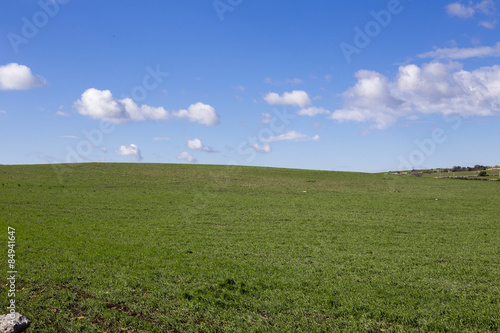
[1,163,499,332]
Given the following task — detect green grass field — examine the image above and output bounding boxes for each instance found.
[1,163,499,332]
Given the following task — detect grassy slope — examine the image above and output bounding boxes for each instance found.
[0,163,499,332]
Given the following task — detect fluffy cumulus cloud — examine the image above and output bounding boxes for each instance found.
[187,138,217,152]
[173,102,219,126]
[263,131,320,142]
[74,88,169,124]
[419,42,500,60]
[177,151,197,163]
[117,144,142,161]
[330,62,500,129]
[75,89,219,126]
[263,90,312,107]
[0,63,46,90]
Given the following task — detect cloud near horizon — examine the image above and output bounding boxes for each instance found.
[177,151,197,163]
[331,62,500,129]
[251,143,272,153]
[74,88,219,126]
[187,138,217,152]
[249,131,319,155]
[117,144,142,161]
[0,63,46,90]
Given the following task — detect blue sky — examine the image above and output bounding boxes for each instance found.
[1,0,499,172]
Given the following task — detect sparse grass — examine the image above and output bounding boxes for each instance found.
[1,163,499,332]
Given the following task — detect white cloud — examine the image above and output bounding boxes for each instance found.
[263,90,312,107]
[331,62,500,129]
[0,110,7,115]
[298,106,331,117]
[330,69,402,129]
[263,130,320,142]
[419,42,500,59]
[117,144,142,161]
[177,151,197,163]
[475,0,496,14]
[152,137,170,141]
[251,143,272,153]
[261,113,272,124]
[446,0,497,28]
[56,111,70,117]
[0,63,46,90]
[479,19,497,28]
[173,102,219,126]
[140,105,170,120]
[60,135,79,139]
[75,89,219,126]
[285,78,302,84]
[187,138,217,152]
[74,88,169,124]
[249,131,319,154]
[446,2,475,18]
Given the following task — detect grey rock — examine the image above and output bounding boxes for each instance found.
[0,312,31,333]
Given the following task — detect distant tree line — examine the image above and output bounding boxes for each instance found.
[450,165,487,172]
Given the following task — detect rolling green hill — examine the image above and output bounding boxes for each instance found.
[1,163,499,332]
